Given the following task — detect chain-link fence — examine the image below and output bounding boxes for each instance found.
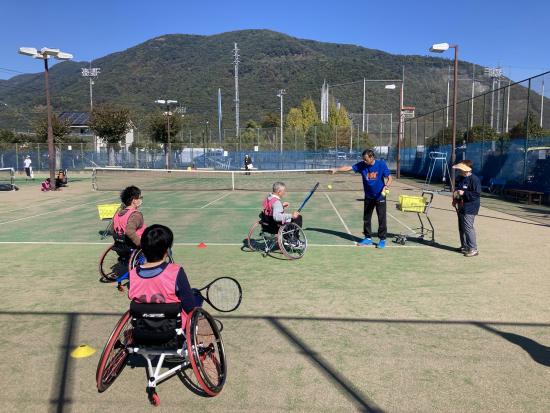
[401,71,550,193]
[1,122,399,172]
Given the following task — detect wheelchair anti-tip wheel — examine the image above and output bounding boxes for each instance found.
[277,222,307,260]
[186,307,227,396]
[96,311,132,392]
[247,221,269,253]
[99,244,127,281]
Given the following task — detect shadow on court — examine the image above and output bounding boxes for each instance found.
[305,227,360,243]
[2,310,549,412]
[475,323,550,367]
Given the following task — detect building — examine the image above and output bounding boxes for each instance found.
[58,111,135,151]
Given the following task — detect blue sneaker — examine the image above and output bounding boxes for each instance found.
[357,238,373,246]
[377,240,386,249]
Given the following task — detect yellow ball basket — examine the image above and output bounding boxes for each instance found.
[398,195,428,213]
[97,204,121,220]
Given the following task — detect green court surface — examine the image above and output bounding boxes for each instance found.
[1,176,549,412]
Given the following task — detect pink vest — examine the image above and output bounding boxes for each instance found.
[113,208,145,241]
[128,263,181,304]
[262,195,278,217]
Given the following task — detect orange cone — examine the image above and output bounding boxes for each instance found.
[197,242,207,249]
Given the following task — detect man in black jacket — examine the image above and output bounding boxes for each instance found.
[452,161,481,257]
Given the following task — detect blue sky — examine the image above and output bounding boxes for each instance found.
[1,0,549,82]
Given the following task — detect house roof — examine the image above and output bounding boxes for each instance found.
[58,111,90,126]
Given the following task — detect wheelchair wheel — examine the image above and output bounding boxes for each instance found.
[186,308,226,396]
[96,311,132,392]
[129,248,174,272]
[247,221,268,253]
[99,244,125,281]
[277,222,307,260]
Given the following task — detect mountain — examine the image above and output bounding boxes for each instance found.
[0,29,547,132]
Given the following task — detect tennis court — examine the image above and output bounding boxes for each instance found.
[1,171,549,412]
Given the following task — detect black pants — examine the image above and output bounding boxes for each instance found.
[363,197,387,240]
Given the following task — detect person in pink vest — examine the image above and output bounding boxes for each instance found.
[262,181,302,232]
[128,224,197,317]
[113,186,145,245]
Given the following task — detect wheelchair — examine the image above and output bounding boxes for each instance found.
[98,243,173,282]
[96,302,226,406]
[247,213,307,259]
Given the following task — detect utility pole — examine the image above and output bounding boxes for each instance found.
[277,89,286,153]
[470,64,475,128]
[218,88,222,145]
[81,63,100,113]
[485,67,502,130]
[446,66,451,128]
[362,77,366,132]
[233,43,240,140]
[505,79,511,132]
[541,78,545,128]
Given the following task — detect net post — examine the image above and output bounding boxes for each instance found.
[231,171,235,190]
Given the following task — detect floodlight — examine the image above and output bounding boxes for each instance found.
[385,84,396,90]
[40,47,60,56]
[429,43,449,53]
[155,99,167,104]
[18,47,38,56]
[56,52,73,60]
[166,100,178,104]
[32,54,46,60]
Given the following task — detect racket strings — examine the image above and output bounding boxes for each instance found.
[207,278,240,312]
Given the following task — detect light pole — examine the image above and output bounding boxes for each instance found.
[18,47,73,189]
[430,42,458,191]
[277,89,286,153]
[155,99,178,169]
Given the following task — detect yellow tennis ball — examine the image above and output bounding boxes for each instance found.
[327,184,333,190]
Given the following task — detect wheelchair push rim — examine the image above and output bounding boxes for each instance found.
[96,311,132,392]
[186,308,227,396]
[129,248,174,273]
[99,244,124,281]
[246,221,269,253]
[278,222,307,259]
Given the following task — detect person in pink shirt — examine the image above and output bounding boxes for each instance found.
[128,224,197,316]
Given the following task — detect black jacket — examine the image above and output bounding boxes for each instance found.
[456,174,481,215]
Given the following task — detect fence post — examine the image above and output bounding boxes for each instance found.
[522,78,531,182]
[314,126,317,152]
[15,143,19,172]
[481,94,486,170]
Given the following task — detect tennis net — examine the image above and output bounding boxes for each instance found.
[91,167,363,192]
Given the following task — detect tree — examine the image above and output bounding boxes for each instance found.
[147,111,183,165]
[509,112,549,139]
[89,104,131,166]
[300,98,319,132]
[328,101,350,128]
[245,119,259,129]
[34,114,71,143]
[261,112,280,128]
[463,125,498,142]
[285,107,304,133]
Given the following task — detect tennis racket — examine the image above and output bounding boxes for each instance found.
[297,182,320,212]
[193,277,242,312]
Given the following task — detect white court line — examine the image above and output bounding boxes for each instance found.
[0,197,116,225]
[387,212,416,235]
[200,192,232,209]
[324,193,354,238]
[0,241,425,248]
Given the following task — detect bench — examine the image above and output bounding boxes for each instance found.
[504,188,544,205]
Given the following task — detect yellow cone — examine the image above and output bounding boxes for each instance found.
[71,344,96,359]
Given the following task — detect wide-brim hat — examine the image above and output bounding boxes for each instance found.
[452,163,472,172]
